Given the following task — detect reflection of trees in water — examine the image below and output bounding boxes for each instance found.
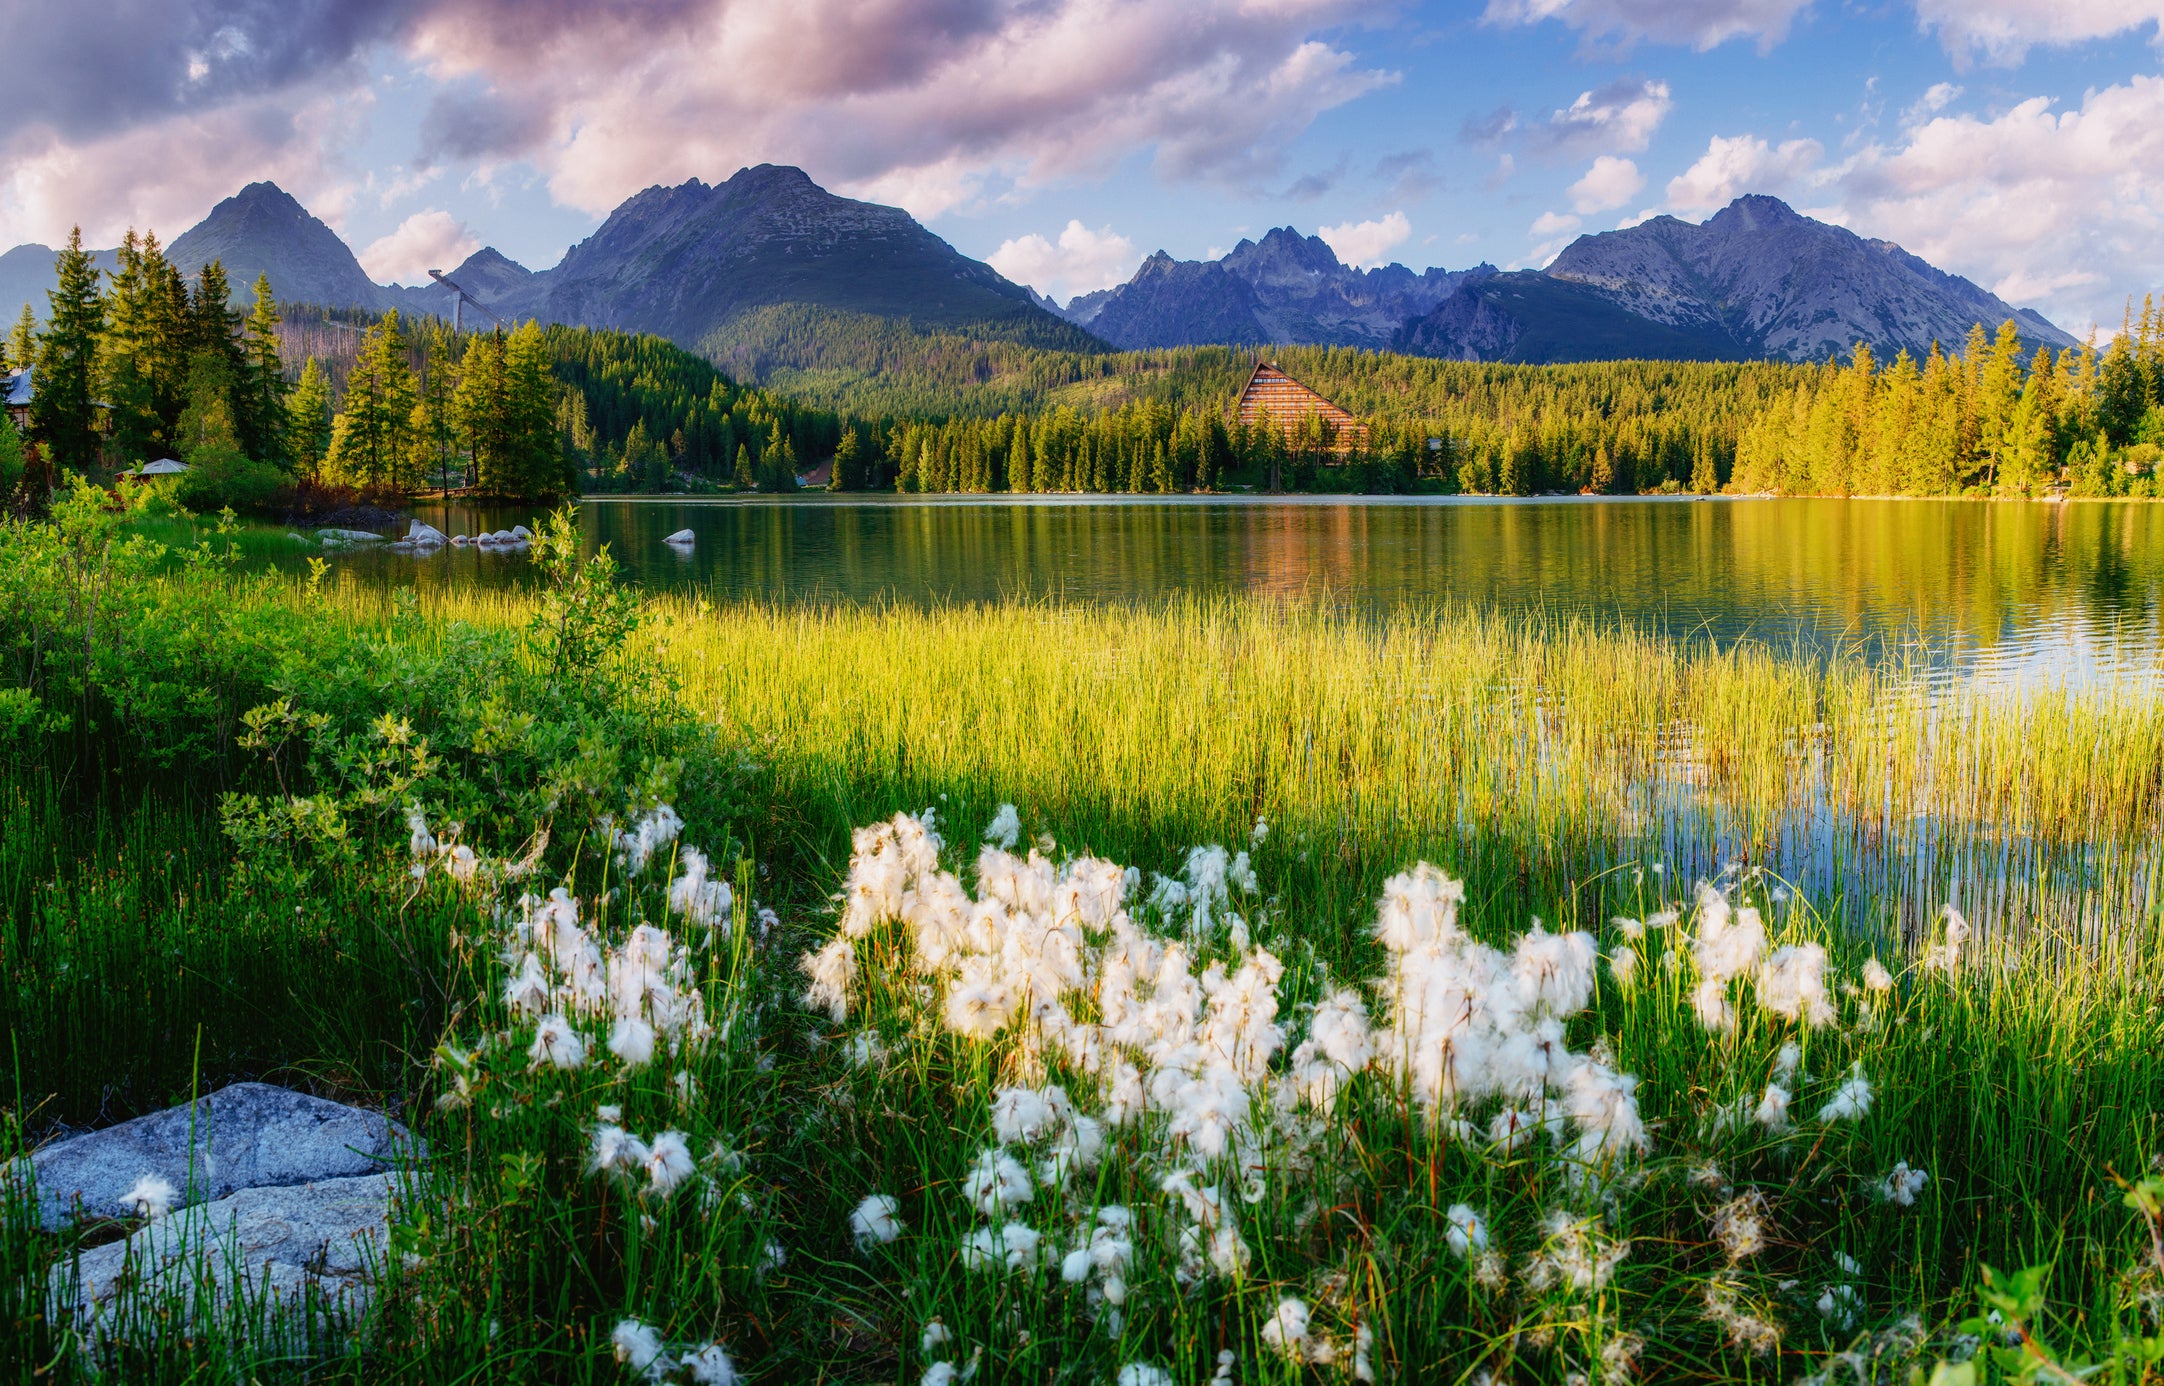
[300,498,2164,676]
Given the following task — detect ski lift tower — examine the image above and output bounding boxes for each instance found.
[427,269,506,334]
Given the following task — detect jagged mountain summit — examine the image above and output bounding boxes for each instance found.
[484,164,1084,350]
[1539,195,2075,361]
[0,180,2073,370]
[1066,196,2071,364]
[167,182,388,311]
[1065,227,1486,350]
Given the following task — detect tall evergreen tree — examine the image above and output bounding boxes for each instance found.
[325,312,419,489]
[7,304,35,375]
[240,276,288,466]
[287,357,333,477]
[30,228,105,471]
[502,321,563,498]
[99,231,160,465]
[411,322,459,491]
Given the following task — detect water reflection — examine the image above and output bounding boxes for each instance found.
[296,495,2164,687]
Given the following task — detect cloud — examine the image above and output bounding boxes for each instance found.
[4,0,412,141]
[1664,132,1823,213]
[1,0,1403,250]
[359,209,481,283]
[1900,82,1963,127]
[403,0,1404,220]
[988,220,1140,302]
[1482,0,1812,52]
[1521,209,1585,268]
[1911,0,2164,67]
[1375,149,1443,200]
[1822,73,2164,334]
[1460,106,1519,145]
[1534,79,1673,157]
[1318,210,1412,267]
[0,92,365,249]
[1568,155,1645,211]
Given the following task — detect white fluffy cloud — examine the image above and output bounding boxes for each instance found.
[0,0,1401,247]
[1568,155,1645,211]
[404,0,1402,220]
[1318,210,1412,268]
[988,220,1140,302]
[1483,0,1812,51]
[1664,132,1823,213]
[1536,79,1673,157]
[1827,74,2164,333]
[0,93,364,249]
[359,208,481,284]
[1912,0,2164,67]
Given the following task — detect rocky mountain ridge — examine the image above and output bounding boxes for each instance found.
[1061,196,2073,363]
[0,177,2074,370]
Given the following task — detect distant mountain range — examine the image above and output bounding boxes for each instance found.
[1061,194,2075,362]
[0,171,2073,372]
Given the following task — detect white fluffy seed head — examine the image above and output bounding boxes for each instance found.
[851,1193,905,1248]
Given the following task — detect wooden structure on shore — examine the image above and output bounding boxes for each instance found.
[1233,362,1367,455]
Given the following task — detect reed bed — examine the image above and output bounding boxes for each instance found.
[5,522,2164,1384]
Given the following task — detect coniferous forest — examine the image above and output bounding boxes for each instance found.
[2,228,2160,508]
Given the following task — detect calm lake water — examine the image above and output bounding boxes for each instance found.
[307,495,2164,688]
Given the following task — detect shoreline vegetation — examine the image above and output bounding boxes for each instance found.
[5,502,2163,1382]
[4,231,2160,524]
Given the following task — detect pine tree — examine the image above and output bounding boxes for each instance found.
[830,429,860,491]
[174,351,242,460]
[325,311,419,489]
[7,304,35,374]
[99,230,160,465]
[502,321,563,498]
[454,329,510,492]
[30,228,105,472]
[410,323,458,491]
[287,358,332,476]
[732,442,755,490]
[240,276,288,466]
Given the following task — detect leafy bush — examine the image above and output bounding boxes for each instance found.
[176,442,286,515]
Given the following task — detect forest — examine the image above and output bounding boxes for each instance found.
[0,230,849,512]
[4,226,2160,507]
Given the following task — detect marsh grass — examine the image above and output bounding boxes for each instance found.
[4,525,2163,1384]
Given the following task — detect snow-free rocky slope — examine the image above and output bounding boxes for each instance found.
[0,182,2072,366]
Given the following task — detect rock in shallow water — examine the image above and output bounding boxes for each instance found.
[663,528,696,545]
[27,1082,412,1231]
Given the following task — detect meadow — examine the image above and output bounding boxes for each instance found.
[4,495,2163,1384]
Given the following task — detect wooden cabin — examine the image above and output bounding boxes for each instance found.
[2,367,28,435]
[1232,362,1367,455]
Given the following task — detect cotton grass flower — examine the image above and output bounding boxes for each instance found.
[609,1017,656,1069]
[961,1221,1043,1273]
[682,1343,740,1385]
[643,1131,696,1196]
[1445,1203,1489,1258]
[1118,1366,1175,1386]
[800,939,857,1023]
[851,1193,904,1249]
[122,1172,177,1220]
[921,1320,953,1355]
[1261,1297,1312,1360]
[1878,1161,1930,1206]
[1862,957,1894,992]
[1816,1064,1874,1122]
[1754,1083,1792,1132]
[1710,1191,1770,1262]
[960,1149,1034,1216]
[528,1013,587,1070]
[983,803,1022,850]
[1758,943,1835,1026]
[612,1318,670,1380]
[590,1123,650,1180]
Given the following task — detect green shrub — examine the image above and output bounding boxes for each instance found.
[176,443,285,514]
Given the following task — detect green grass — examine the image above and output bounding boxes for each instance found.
[3,508,2163,1384]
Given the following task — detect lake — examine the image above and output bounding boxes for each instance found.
[305,495,2164,688]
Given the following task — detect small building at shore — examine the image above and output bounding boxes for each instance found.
[2,367,29,435]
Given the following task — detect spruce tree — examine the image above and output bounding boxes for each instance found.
[287,358,332,476]
[325,311,418,490]
[241,276,288,466]
[31,228,105,472]
[503,321,561,498]
[453,329,510,493]
[830,429,859,491]
[7,304,35,374]
[99,230,161,464]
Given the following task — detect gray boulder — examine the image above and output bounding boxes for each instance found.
[317,528,384,546]
[53,1173,396,1336]
[663,528,696,545]
[510,524,532,540]
[27,1082,411,1231]
[405,520,447,545]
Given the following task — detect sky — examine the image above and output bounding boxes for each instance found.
[1,0,2160,336]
